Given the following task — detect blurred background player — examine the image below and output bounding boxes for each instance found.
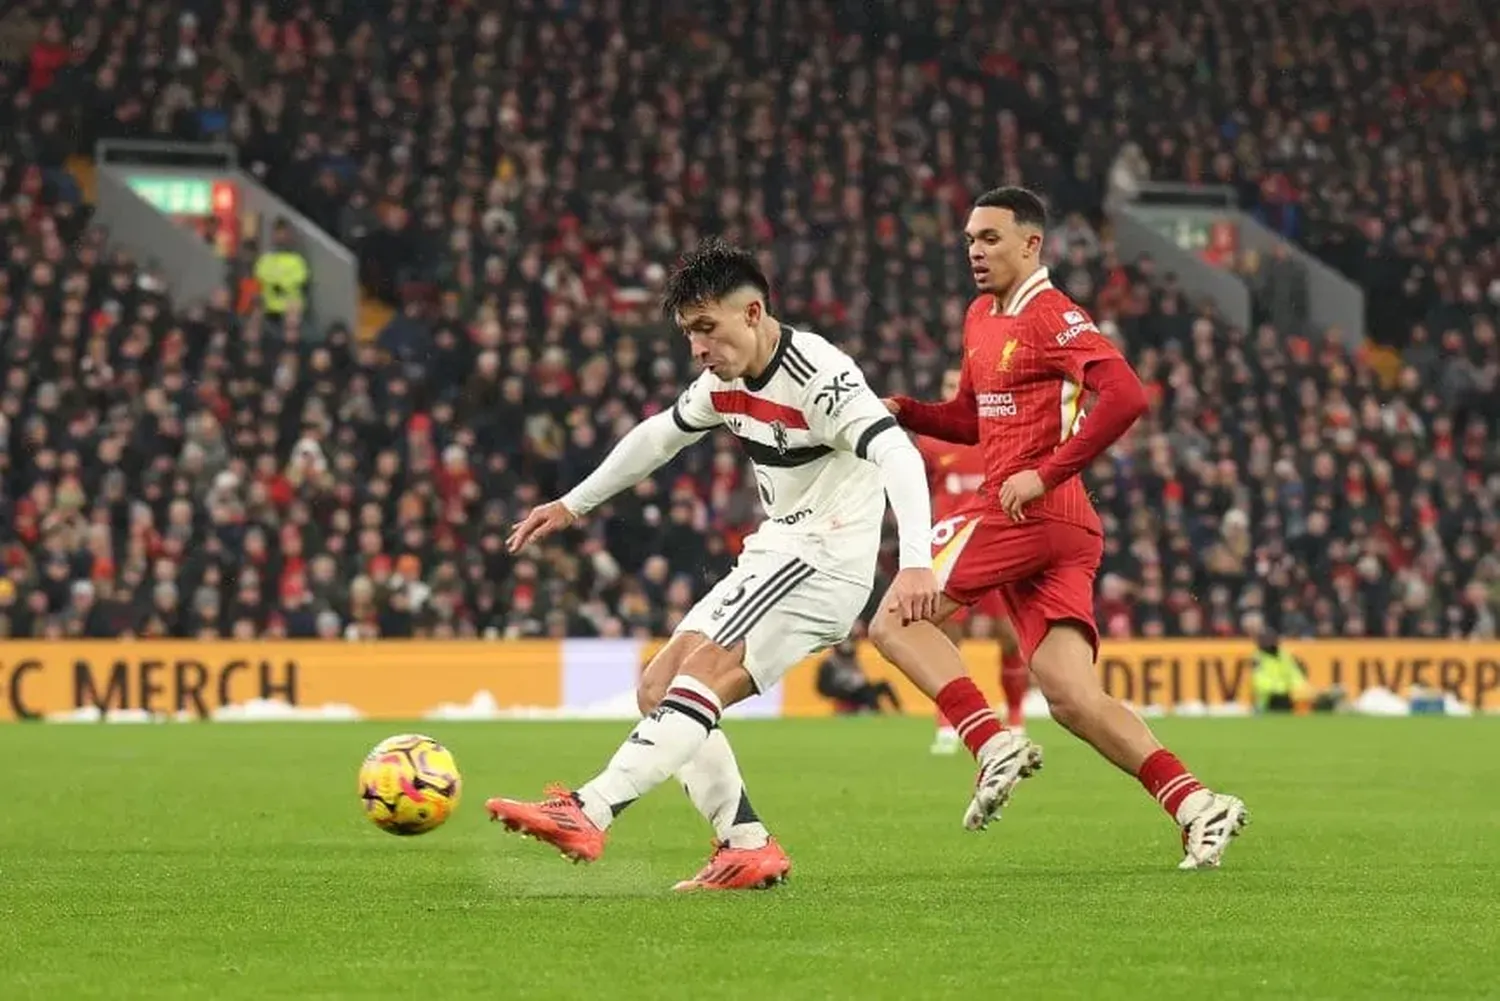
[874,187,1249,869]
[917,366,1028,755]
[816,635,903,715]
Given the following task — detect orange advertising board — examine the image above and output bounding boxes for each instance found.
[778,639,1500,716]
[3,638,1496,722]
[0,641,560,722]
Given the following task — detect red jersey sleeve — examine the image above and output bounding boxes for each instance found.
[1031,297,1122,381]
[890,362,979,445]
[889,296,989,445]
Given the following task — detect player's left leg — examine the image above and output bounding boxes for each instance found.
[637,634,772,855]
[668,559,870,890]
[1016,528,1249,869]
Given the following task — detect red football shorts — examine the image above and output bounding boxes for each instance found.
[945,589,1007,625]
[931,508,1102,663]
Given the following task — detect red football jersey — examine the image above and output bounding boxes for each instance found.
[959,269,1120,535]
[916,435,986,520]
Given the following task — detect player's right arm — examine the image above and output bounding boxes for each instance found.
[885,362,979,445]
[912,435,943,494]
[507,376,720,552]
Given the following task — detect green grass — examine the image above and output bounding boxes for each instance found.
[3,717,1499,1000]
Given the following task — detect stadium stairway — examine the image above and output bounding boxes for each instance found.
[67,143,390,340]
[66,156,97,204]
[359,292,394,343]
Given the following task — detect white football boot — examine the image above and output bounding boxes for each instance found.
[962,731,1044,830]
[1178,792,1250,869]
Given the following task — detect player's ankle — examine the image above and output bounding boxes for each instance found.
[975,729,1017,761]
[725,824,771,850]
[1174,788,1214,826]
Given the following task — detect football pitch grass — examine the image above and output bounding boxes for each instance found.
[4,717,1499,1000]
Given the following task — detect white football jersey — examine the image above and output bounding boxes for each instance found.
[671,325,897,584]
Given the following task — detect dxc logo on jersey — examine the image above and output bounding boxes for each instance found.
[814,371,859,417]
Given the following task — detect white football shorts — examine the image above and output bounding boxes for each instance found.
[674,549,871,693]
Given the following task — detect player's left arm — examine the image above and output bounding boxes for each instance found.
[805,355,940,621]
[1032,305,1149,491]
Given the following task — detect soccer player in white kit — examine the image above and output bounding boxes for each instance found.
[489,239,941,890]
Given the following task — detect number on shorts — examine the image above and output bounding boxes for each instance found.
[931,516,967,548]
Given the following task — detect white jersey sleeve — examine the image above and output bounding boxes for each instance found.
[801,350,897,456]
[559,406,707,518]
[670,372,723,435]
[799,341,933,570]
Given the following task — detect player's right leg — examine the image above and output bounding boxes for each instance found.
[933,604,1026,753]
[929,614,966,756]
[868,511,1043,830]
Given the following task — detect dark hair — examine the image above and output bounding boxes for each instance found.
[973,186,1048,230]
[661,237,770,316]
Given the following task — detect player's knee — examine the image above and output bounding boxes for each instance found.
[868,601,905,653]
[1030,622,1105,729]
[636,678,668,717]
[1042,684,1087,732]
[678,639,754,706]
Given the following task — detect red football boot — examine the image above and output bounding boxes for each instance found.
[672,838,791,892]
[486,785,606,864]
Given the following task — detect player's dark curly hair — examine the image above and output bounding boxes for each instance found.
[974,186,1048,230]
[661,237,771,316]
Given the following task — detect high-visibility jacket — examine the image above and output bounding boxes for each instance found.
[255,250,309,314]
[1252,649,1309,710]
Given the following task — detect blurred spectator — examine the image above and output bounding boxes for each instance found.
[254,219,309,321]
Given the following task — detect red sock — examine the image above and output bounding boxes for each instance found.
[934,678,1003,758]
[1000,651,1027,728]
[1136,749,1205,820]
[935,708,953,729]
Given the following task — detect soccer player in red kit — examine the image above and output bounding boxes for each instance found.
[868,187,1249,869]
[916,367,1029,755]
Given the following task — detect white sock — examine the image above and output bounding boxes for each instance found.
[576,675,722,830]
[677,728,770,850]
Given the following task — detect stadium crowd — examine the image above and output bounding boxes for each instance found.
[0,0,1496,643]
[1041,0,1500,350]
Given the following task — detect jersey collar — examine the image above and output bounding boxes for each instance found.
[998,268,1053,316]
[744,323,794,391]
